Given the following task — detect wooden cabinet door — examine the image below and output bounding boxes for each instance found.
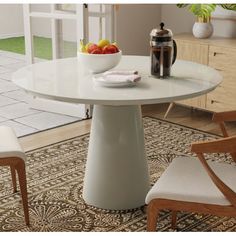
[176,40,209,109]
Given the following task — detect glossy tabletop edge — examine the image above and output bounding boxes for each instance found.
[12,56,223,106]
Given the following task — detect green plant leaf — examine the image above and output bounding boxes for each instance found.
[188,4,216,18]
[219,4,236,11]
[177,4,189,8]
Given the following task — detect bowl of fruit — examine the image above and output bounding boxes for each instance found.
[78,39,122,74]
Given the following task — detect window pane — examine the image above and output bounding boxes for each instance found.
[60,19,77,58]
[31,18,52,60]
[102,18,106,39]
[56,4,76,13]
[30,4,51,13]
[88,4,105,13]
[88,16,102,43]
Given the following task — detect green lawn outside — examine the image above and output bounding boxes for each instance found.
[0,36,77,60]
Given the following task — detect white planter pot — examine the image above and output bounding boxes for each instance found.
[192,22,213,39]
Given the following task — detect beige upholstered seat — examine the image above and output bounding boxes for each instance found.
[0,126,26,160]
[146,138,236,231]
[146,157,236,206]
[0,126,29,225]
[146,110,236,232]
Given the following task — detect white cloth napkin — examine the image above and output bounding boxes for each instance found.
[103,70,138,76]
[102,71,141,83]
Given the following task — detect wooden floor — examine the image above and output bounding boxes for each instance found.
[20,103,236,152]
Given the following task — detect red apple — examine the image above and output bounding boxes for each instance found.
[111,44,119,53]
[87,44,100,54]
[90,48,103,54]
[102,45,119,54]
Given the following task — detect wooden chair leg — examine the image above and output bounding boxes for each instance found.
[219,121,229,137]
[147,203,160,231]
[16,161,30,226]
[10,165,17,193]
[164,102,175,119]
[171,211,177,230]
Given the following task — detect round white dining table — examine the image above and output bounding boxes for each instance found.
[12,56,222,210]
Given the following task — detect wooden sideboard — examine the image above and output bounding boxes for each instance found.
[174,33,236,112]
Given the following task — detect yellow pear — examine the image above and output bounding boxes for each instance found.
[79,40,86,53]
[98,39,110,48]
[85,43,93,52]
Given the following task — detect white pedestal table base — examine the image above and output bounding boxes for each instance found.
[82,105,150,210]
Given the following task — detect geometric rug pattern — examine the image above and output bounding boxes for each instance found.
[0,117,235,231]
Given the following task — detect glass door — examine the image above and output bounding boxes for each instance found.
[23,4,115,118]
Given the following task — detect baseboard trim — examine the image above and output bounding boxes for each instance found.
[0,33,24,39]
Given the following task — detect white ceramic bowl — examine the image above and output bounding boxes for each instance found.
[78,51,122,74]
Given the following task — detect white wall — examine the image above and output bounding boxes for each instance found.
[0,4,24,39]
[116,4,161,56]
[161,4,236,38]
[212,19,236,38]
[161,5,194,35]
[1,4,236,47]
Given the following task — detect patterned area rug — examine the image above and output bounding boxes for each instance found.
[0,117,235,232]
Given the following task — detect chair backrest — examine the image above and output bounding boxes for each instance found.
[213,112,236,161]
[191,136,236,208]
[212,111,236,138]
[191,135,236,154]
[213,111,236,123]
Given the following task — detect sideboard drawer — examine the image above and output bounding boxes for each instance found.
[218,70,236,88]
[209,46,236,71]
[206,99,234,112]
[206,85,236,112]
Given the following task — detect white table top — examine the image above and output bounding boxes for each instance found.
[12,56,222,106]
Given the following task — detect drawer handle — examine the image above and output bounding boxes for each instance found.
[211,100,220,104]
[215,68,223,71]
[213,52,224,56]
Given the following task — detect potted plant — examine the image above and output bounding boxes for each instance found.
[177,4,236,38]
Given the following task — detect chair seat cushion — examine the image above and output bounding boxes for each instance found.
[145,157,236,206]
[0,126,26,161]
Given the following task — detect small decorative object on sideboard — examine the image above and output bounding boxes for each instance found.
[177,4,236,39]
[78,39,122,73]
[150,22,177,78]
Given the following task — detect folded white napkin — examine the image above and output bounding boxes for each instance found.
[102,70,141,83]
[103,74,141,83]
[103,70,138,76]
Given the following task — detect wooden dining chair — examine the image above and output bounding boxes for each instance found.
[212,110,236,137]
[0,126,29,225]
[212,110,236,162]
[145,111,236,231]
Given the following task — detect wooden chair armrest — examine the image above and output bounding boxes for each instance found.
[192,137,236,206]
[191,136,236,154]
[213,111,236,122]
[195,153,236,207]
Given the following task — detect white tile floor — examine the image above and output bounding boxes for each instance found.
[0,50,81,137]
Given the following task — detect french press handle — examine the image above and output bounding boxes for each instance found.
[172,40,177,65]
